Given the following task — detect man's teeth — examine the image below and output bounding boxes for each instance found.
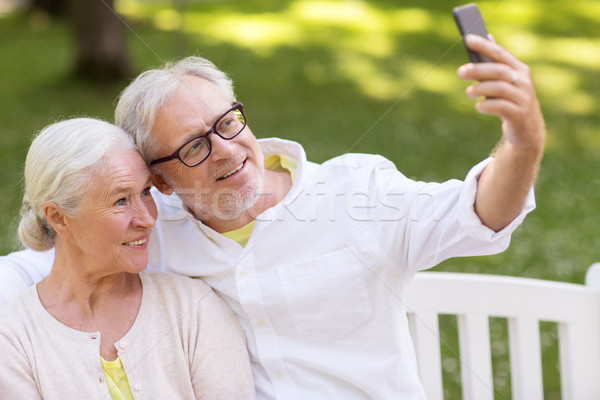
[124,238,146,246]
[221,163,243,179]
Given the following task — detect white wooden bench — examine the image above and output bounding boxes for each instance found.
[405,263,600,400]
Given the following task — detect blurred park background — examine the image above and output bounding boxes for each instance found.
[0,0,599,398]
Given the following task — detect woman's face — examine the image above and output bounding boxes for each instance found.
[65,148,157,277]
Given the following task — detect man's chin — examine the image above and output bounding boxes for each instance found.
[180,165,265,224]
[213,189,261,222]
[183,185,260,223]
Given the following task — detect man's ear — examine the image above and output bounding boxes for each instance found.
[42,201,71,239]
[151,170,174,195]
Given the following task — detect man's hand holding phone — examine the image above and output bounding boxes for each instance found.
[454,5,544,151]
[452,4,546,233]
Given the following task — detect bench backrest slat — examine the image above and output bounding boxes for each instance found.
[405,263,600,399]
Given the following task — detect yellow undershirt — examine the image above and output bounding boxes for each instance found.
[223,153,297,247]
[101,357,133,400]
[97,155,297,399]
[263,152,297,182]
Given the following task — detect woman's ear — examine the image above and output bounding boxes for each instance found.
[151,170,174,195]
[42,201,71,239]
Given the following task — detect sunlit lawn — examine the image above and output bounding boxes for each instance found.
[1,0,599,398]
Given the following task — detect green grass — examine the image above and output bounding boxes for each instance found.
[1,1,599,398]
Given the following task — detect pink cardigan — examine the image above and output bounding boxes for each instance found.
[0,270,255,399]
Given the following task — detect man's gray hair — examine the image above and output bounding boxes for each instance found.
[18,117,136,251]
[115,56,236,164]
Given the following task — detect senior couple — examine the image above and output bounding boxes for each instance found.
[0,34,545,399]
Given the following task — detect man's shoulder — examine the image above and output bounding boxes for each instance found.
[295,153,402,195]
[322,153,395,168]
[0,249,53,307]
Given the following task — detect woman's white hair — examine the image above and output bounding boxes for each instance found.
[18,117,136,251]
[115,56,236,164]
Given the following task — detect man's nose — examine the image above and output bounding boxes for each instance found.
[209,133,238,161]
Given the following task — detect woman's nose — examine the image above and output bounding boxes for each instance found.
[132,199,157,228]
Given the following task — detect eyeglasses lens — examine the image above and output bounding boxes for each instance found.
[178,108,246,166]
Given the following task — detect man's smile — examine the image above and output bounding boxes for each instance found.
[217,160,245,181]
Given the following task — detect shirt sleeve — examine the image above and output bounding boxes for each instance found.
[367,157,536,275]
[0,249,54,306]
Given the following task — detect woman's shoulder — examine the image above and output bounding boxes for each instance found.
[140,270,217,305]
[137,271,235,332]
[0,287,40,337]
[141,269,205,283]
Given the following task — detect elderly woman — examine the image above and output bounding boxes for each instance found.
[0,118,255,399]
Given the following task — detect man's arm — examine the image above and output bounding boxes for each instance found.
[0,249,53,306]
[457,34,546,232]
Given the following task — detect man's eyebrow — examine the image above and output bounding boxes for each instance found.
[180,129,205,144]
[178,107,232,144]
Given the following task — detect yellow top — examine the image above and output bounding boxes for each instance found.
[263,152,297,181]
[223,154,297,247]
[101,357,134,400]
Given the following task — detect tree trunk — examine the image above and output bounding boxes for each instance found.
[65,0,133,82]
[30,0,65,16]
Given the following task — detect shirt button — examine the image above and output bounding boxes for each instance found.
[119,341,127,349]
[134,383,142,391]
[257,320,265,327]
[240,270,247,278]
[205,231,213,239]
[275,372,283,379]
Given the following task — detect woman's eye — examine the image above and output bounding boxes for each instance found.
[115,198,126,206]
[142,187,152,197]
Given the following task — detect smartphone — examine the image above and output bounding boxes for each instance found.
[453,4,492,63]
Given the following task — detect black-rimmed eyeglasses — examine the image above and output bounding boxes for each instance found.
[150,102,247,168]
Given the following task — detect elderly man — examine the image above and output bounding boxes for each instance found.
[0,34,544,399]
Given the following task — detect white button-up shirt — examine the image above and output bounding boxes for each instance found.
[148,138,535,399]
[0,138,535,399]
